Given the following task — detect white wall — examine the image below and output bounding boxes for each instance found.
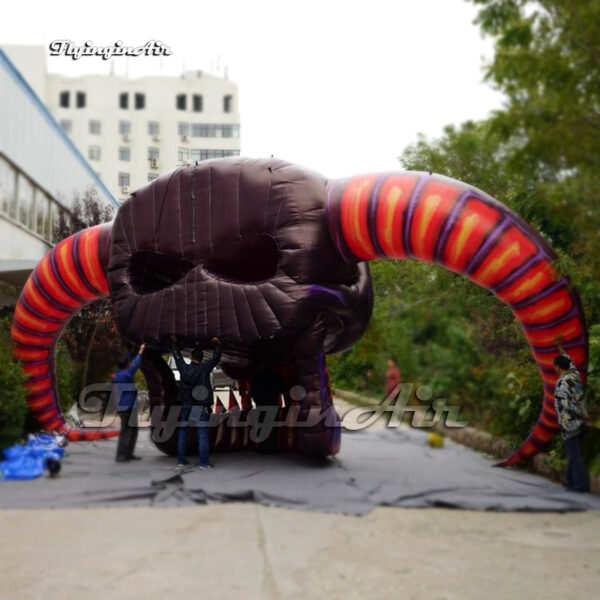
[0,219,49,261]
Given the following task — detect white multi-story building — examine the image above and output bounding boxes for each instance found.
[0,47,117,296]
[3,45,241,203]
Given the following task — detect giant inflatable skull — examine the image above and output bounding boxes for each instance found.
[11,158,588,466]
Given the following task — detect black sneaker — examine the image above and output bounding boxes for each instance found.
[198,463,215,470]
[128,455,142,460]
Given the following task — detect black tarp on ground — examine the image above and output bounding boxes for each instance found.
[1,428,600,514]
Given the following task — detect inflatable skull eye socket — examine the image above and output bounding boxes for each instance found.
[205,233,279,283]
[128,234,280,294]
[129,251,195,294]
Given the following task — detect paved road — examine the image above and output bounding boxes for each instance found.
[1,504,599,600]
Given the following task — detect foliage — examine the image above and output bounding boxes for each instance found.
[0,317,28,449]
[54,188,114,240]
[468,0,600,327]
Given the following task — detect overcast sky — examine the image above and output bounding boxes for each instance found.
[1,0,504,178]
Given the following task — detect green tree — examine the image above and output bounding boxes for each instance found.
[468,0,600,313]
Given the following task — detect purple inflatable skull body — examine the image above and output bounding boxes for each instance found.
[109,159,373,369]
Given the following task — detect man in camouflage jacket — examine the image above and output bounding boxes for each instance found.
[554,342,592,492]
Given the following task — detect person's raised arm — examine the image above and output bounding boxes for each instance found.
[126,343,145,377]
[204,337,222,370]
[556,337,575,366]
[171,336,188,375]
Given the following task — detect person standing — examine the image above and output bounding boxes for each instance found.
[114,343,145,462]
[172,336,222,471]
[554,340,592,492]
[385,358,402,397]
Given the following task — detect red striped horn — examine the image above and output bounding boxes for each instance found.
[11,223,119,441]
[326,172,588,467]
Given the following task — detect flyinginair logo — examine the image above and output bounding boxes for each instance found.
[48,40,173,60]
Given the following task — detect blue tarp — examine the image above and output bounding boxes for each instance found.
[0,434,66,481]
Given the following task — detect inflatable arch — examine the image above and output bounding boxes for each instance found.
[11,159,588,466]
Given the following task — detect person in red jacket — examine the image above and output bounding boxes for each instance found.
[385,359,401,397]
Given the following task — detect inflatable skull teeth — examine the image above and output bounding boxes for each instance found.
[11,158,588,466]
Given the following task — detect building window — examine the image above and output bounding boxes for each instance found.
[178,122,189,137]
[119,147,131,161]
[191,124,240,138]
[89,120,101,135]
[76,92,86,108]
[118,172,130,188]
[0,157,17,218]
[60,119,72,133]
[135,93,145,110]
[0,155,65,243]
[178,148,189,162]
[148,173,159,182]
[36,190,50,238]
[222,125,240,138]
[29,189,40,232]
[148,121,160,137]
[17,174,34,227]
[50,203,60,243]
[27,188,37,230]
[223,95,233,113]
[59,91,70,108]
[176,94,187,110]
[193,94,203,112]
[191,149,240,161]
[88,146,101,161]
[119,121,131,136]
[148,147,159,160]
[119,93,129,109]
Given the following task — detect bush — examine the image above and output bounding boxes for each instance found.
[0,316,28,450]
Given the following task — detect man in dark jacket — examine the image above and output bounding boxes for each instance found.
[172,336,222,471]
[114,343,145,462]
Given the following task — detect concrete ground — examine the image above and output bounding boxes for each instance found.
[1,505,599,600]
[2,396,600,599]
